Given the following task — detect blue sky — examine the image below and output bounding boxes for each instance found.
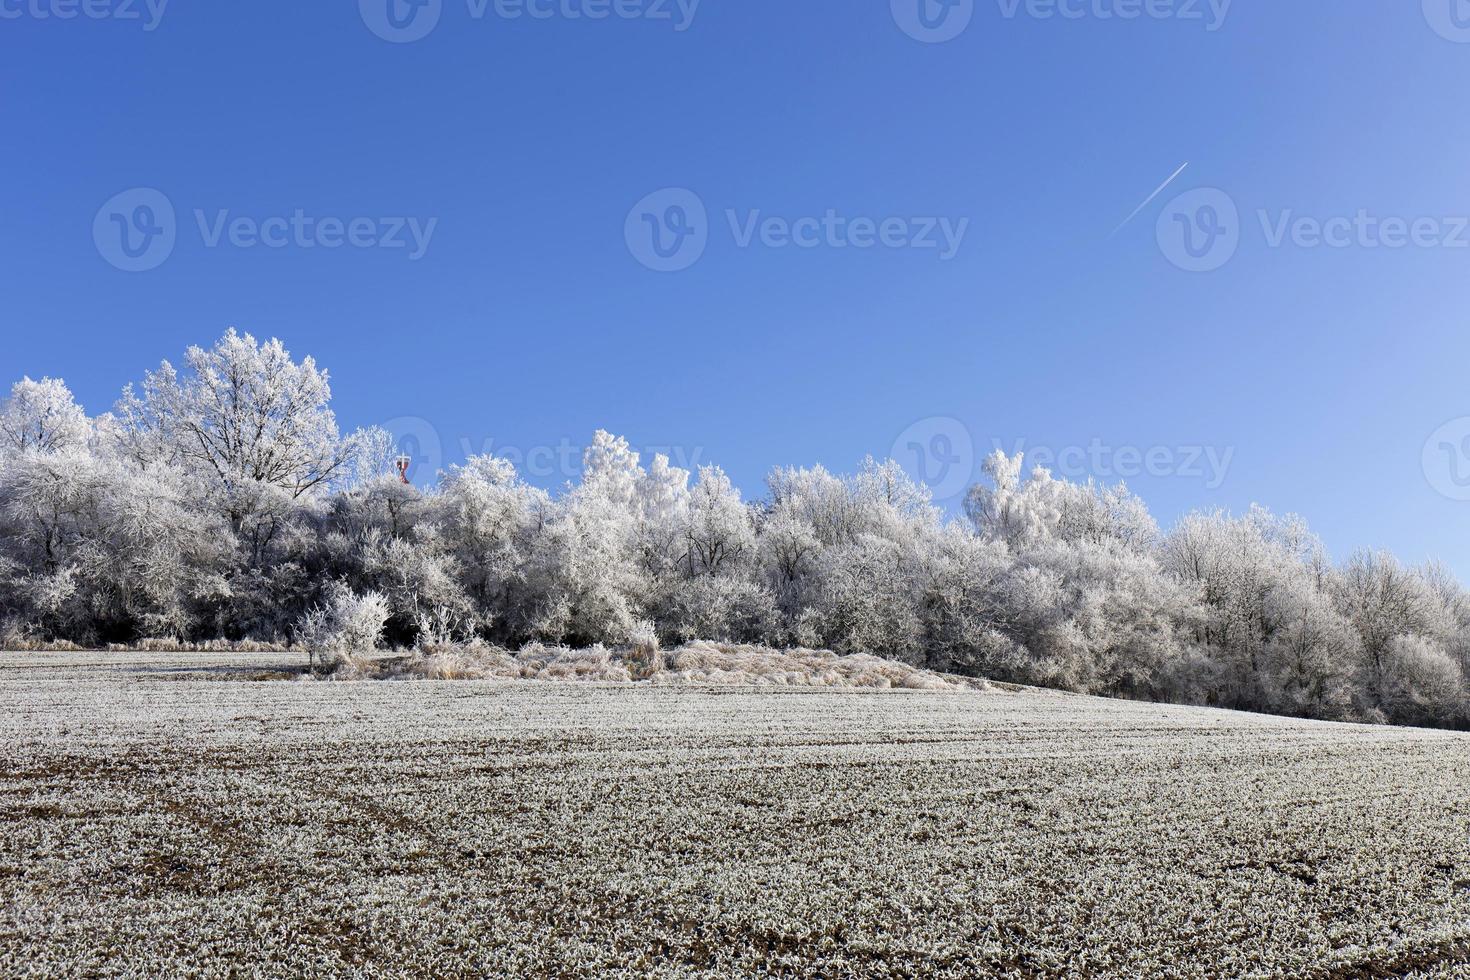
[4,1,1470,574]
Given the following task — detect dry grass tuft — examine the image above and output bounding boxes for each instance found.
[656,642,978,690]
[323,641,982,691]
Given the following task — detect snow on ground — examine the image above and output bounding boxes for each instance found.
[2,650,1470,976]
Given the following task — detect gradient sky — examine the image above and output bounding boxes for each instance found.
[4,1,1470,575]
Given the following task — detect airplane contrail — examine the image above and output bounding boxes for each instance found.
[1109,162,1190,238]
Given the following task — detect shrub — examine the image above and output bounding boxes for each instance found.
[625,619,664,680]
[295,585,390,668]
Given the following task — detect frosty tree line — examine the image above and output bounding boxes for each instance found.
[2,330,1467,728]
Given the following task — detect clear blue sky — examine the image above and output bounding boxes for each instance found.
[4,2,1470,575]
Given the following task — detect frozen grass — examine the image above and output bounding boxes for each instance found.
[0,637,294,654]
[2,650,1470,976]
[340,641,987,692]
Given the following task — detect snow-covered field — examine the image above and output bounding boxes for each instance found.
[3,652,1470,977]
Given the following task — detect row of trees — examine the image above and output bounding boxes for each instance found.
[3,330,1467,728]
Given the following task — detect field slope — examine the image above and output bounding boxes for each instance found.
[2,651,1469,977]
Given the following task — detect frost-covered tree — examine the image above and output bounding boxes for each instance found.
[632,452,691,584]
[961,452,1193,695]
[517,433,649,646]
[803,533,926,661]
[758,508,820,595]
[914,524,1016,674]
[645,463,767,643]
[1375,634,1465,726]
[682,465,753,578]
[433,454,550,640]
[0,448,232,643]
[966,451,1157,553]
[1331,550,1463,721]
[767,464,865,548]
[103,330,384,632]
[1158,507,1368,717]
[0,377,90,453]
[113,329,371,514]
[762,458,939,659]
[1419,560,1470,683]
